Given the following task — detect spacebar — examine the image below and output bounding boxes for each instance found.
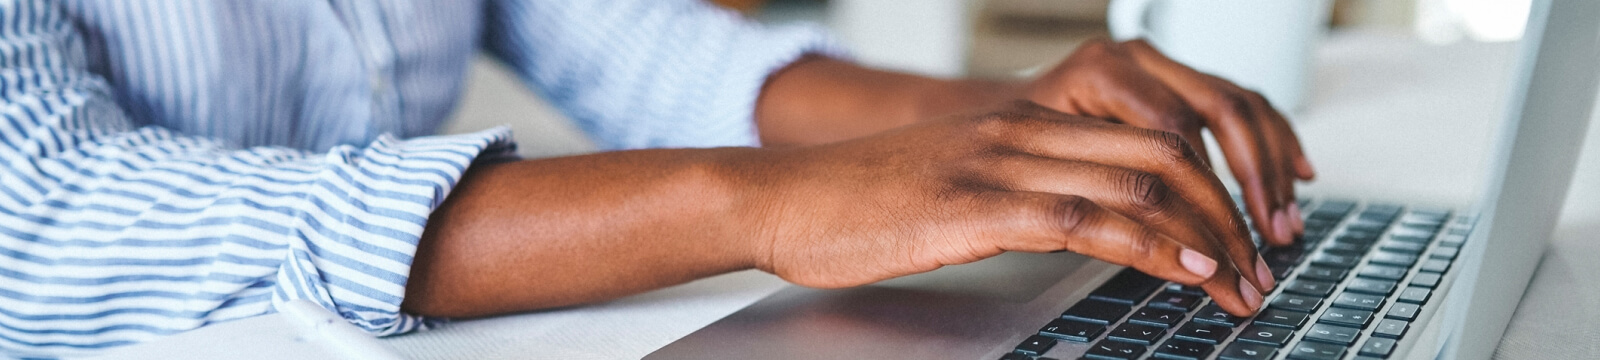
[1088,268,1166,305]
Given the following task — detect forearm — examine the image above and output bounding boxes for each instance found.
[755,56,1024,146]
[402,149,762,318]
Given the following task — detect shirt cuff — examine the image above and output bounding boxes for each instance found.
[707,22,851,148]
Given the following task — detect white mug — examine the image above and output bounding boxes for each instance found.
[1108,0,1332,112]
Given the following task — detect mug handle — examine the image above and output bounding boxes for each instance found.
[1107,0,1157,41]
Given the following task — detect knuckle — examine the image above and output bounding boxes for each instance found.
[1215,94,1254,121]
[1119,169,1173,218]
[1126,228,1161,260]
[1050,195,1098,236]
[1145,130,1203,167]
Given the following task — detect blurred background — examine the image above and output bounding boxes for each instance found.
[442,0,1534,158]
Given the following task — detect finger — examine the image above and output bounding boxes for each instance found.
[1249,94,1307,234]
[986,155,1272,308]
[974,190,1263,315]
[991,109,1273,293]
[1119,41,1297,246]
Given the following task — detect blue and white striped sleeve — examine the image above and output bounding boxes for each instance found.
[483,0,849,150]
[0,0,514,355]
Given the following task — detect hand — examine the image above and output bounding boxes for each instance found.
[733,101,1276,316]
[1022,39,1316,246]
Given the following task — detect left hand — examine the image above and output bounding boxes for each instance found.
[1020,38,1316,246]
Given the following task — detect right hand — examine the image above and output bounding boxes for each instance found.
[730,100,1275,316]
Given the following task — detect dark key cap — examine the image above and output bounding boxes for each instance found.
[1303,323,1362,346]
[1090,269,1167,305]
[1128,306,1187,327]
[1410,273,1442,288]
[1172,322,1233,344]
[1321,241,1369,255]
[1086,339,1147,360]
[1039,318,1104,342]
[1193,302,1246,326]
[1337,231,1381,244]
[998,353,1031,360]
[1333,292,1386,311]
[1420,259,1452,273]
[1299,266,1349,281]
[1236,324,1295,347]
[1014,335,1056,356]
[1345,278,1397,295]
[1360,337,1398,358]
[1429,247,1459,260]
[1270,294,1324,313]
[1386,303,1421,321]
[1148,292,1204,311]
[1164,283,1207,296]
[1346,221,1387,233]
[1062,299,1133,324]
[1264,246,1307,266]
[1315,200,1356,215]
[1368,251,1419,267]
[1309,253,1361,269]
[1318,307,1374,328]
[1373,319,1409,338]
[1390,234,1432,244]
[1283,279,1337,297]
[1107,323,1166,345]
[1270,263,1297,280]
[1378,240,1426,255]
[1287,340,1347,360]
[1219,342,1279,360]
[1398,287,1431,304]
[1357,265,1409,281]
[1255,309,1310,329]
[1153,338,1214,360]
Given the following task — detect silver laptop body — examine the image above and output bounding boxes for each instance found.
[646,0,1599,358]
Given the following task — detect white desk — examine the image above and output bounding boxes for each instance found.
[103,30,1600,359]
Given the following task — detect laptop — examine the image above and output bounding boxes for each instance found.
[646,0,1599,359]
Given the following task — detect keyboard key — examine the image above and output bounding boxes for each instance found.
[1128,306,1187,327]
[1398,287,1432,304]
[1219,342,1279,360]
[1086,339,1146,360]
[1013,335,1056,356]
[1438,234,1467,248]
[1270,294,1323,313]
[1148,292,1204,311]
[1039,318,1104,342]
[1107,323,1166,345]
[1315,200,1356,216]
[1309,253,1361,269]
[1172,322,1233,344]
[1368,252,1418,267]
[1255,309,1310,329]
[1345,278,1397,295]
[1333,292,1386,311]
[1338,231,1381,244]
[1386,303,1421,321]
[1378,240,1426,255]
[1153,338,1214,360]
[1410,273,1442,288]
[1318,307,1374,328]
[1389,234,1432,244]
[1193,302,1246,326]
[1299,266,1349,281]
[1283,279,1337,297]
[998,353,1031,360]
[1288,340,1347,360]
[1420,259,1452,273]
[1164,283,1207,296]
[1360,337,1398,358]
[1062,299,1133,324]
[1357,265,1409,281]
[1373,319,1409,338]
[1089,269,1168,304]
[1321,241,1369,255]
[1304,323,1362,346]
[1429,247,1459,260]
[1236,324,1295,347]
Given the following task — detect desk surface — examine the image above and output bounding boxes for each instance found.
[104,30,1600,359]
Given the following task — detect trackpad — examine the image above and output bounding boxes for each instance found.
[871,251,1092,303]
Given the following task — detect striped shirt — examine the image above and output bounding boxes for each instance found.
[0,0,840,357]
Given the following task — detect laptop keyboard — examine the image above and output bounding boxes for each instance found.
[1000,198,1477,360]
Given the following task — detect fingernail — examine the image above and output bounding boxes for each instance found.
[1239,277,1264,311]
[1288,203,1305,234]
[1272,209,1293,244]
[1179,248,1218,279]
[1255,255,1276,291]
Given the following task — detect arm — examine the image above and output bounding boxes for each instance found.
[0,1,511,354]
